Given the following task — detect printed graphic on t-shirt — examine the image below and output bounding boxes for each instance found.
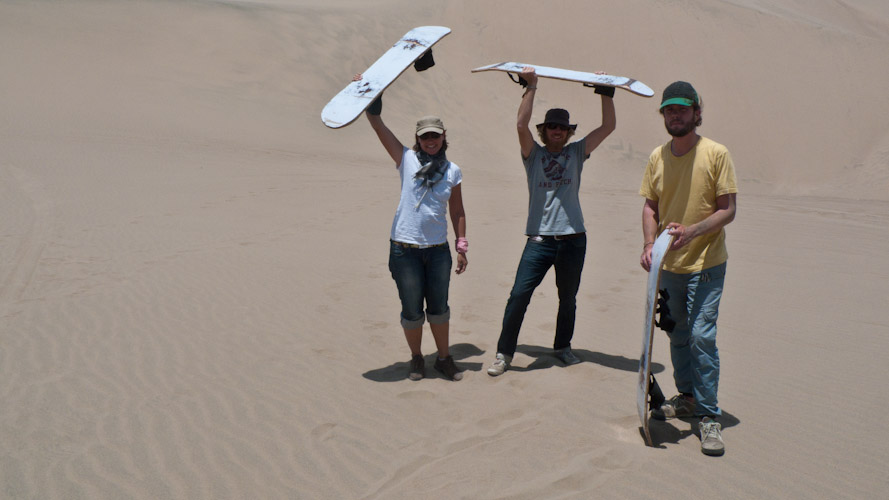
[539,151,572,188]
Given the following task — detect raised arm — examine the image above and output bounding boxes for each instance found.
[516,67,538,159]
[354,74,404,165]
[583,86,617,157]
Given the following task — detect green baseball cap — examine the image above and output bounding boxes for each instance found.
[660,81,699,109]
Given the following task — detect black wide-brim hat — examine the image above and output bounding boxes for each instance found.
[536,108,577,132]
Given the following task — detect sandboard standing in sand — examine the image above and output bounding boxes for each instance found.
[637,230,674,446]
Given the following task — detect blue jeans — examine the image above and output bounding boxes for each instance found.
[497,235,586,356]
[388,241,452,329]
[659,262,727,417]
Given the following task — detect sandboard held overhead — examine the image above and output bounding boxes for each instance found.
[471,62,654,97]
[321,26,451,129]
[637,229,675,446]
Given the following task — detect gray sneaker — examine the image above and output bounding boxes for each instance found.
[554,347,581,366]
[699,417,725,456]
[487,353,512,376]
[651,394,696,420]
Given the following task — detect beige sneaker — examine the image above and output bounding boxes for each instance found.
[487,353,512,376]
[699,417,725,456]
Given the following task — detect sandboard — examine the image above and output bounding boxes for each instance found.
[471,62,654,97]
[637,229,675,446]
[321,26,451,129]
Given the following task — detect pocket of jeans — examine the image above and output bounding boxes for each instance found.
[390,242,405,257]
[702,263,726,282]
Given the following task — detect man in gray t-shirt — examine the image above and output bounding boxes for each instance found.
[488,66,617,376]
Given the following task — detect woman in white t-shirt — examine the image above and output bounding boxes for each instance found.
[355,75,468,381]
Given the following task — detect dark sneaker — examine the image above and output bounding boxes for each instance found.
[651,394,696,420]
[409,354,425,381]
[699,417,725,456]
[555,347,581,366]
[433,355,463,381]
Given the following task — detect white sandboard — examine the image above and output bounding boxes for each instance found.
[471,62,654,97]
[637,230,675,446]
[321,26,451,128]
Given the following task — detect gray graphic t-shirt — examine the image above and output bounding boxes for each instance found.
[522,139,589,235]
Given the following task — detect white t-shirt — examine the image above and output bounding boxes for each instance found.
[390,147,462,245]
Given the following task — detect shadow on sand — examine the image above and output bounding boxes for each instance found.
[362,343,485,382]
[643,410,741,450]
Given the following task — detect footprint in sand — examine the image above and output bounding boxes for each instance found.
[396,390,435,400]
[310,422,337,441]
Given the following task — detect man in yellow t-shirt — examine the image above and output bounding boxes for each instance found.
[639,81,737,456]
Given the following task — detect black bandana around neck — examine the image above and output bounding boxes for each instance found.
[414,150,450,188]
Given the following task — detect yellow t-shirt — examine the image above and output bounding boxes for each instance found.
[639,136,738,274]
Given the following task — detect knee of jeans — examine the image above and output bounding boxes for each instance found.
[401,313,425,330]
[507,287,534,305]
[426,307,450,325]
[701,302,719,323]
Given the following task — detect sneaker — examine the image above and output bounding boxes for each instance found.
[699,417,725,456]
[487,353,512,376]
[433,355,463,381]
[554,347,581,366]
[408,354,425,381]
[651,394,696,420]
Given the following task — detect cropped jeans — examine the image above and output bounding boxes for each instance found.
[659,262,727,417]
[388,241,452,329]
[496,234,586,357]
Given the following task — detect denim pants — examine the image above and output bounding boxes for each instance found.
[388,241,452,329]
[496,235,586,357]
[659,262,727,417]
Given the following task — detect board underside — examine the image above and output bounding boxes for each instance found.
[472,62,654,97]
[321,26,451,128]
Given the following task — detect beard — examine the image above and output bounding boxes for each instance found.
[666,119,696,138]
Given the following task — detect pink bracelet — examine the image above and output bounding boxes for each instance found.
[456,237,468,254]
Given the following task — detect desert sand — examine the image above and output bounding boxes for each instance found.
[1,0,888,498]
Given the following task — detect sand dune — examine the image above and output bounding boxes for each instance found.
[1,0,887,498]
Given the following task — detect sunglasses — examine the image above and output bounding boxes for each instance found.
[545,123,570,131]
[419,132,442,140]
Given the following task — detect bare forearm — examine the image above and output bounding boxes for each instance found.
[642,200,659,245]
[600,94,616,133]
[517,88,535,129]
[689,207,734,239]
[688,193,736,239]
[366,113,403,164]
[451,211,466,239]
